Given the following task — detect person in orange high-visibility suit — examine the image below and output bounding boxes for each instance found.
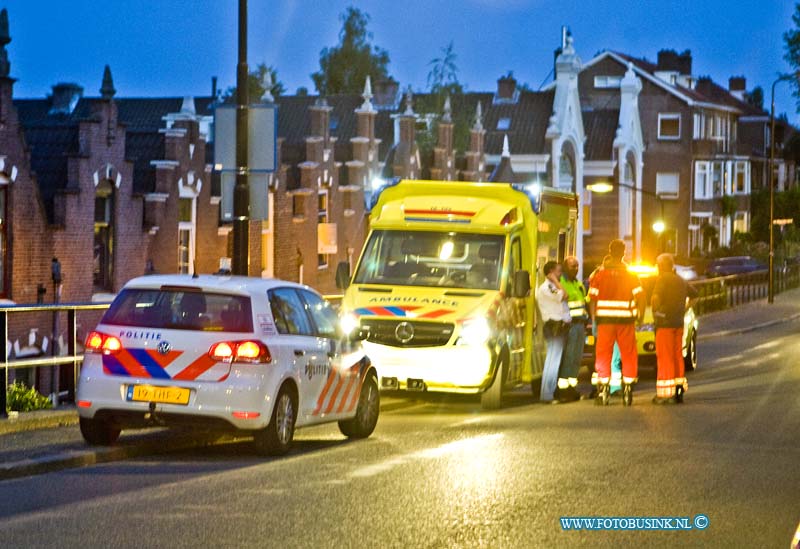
[651,253,698,404]
[588,240,646,406]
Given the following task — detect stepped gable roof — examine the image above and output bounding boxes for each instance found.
[125,131,165,194]
[583,109,619,160]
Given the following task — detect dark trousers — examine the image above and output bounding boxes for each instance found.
[559,320,585,380]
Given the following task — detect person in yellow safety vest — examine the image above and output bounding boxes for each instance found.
[587,256,623,398]
[555,256,588,402]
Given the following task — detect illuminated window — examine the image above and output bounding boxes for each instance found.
[734,162,749,194]
[318,190,329,268]
[497,118,511,130]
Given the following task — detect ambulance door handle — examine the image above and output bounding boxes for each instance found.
[294,349,305,356]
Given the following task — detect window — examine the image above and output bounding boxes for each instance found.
[101,289,253,332]
[712,162,724,197]
[292,194,305,218]
[268,288,313,336]
[94,180,114,291]
[656,172,679,198]
[734,162,749,194]
[558,154,574,191]
[694,161,712,200]
[318,191,329,268]
[178,197,195,274]
[299,289,339,338]
[593,75,622,88]
[733,211,748,234]
[658,114,681,140]
[496,118,511,131]
[582,189,592,235]
[693,113,703,140]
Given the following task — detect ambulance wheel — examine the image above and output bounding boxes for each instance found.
[254,385,296,456]
[481,355,506,410]
[684,330,697,371]
[79,416,120,446]
[338,373,380,439]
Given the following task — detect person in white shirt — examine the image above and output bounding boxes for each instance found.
[536,260,571,403]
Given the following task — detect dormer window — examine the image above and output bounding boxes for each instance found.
[497,118,511,131]
[594,76,622,88]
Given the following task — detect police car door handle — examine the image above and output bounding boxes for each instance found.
[294,349,305,356]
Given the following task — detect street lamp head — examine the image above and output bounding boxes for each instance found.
[652,220,665,234]
[586,181,613,193]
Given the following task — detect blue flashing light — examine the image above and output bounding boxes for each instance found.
[512,182,542,214]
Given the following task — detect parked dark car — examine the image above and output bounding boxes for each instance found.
[705,256,766,277]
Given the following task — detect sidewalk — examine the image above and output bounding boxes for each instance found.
[697,285,800,341]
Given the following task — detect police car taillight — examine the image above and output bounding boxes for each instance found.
[84,331,122,355]
[209,340,271,364]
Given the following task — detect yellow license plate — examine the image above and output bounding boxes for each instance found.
[126,385,191,405]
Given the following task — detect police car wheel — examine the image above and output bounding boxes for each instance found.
[684,331,697,371]
[254,386,296,456]
[338,373,379,439]
[79,416,121,446]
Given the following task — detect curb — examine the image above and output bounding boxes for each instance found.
[0,433,229,482]
[0,409,79,436]
[697,311,800,342]
[0,397,422,481]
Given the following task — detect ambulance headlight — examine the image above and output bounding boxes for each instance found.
[458,318,491,346]
[340,313,360,335]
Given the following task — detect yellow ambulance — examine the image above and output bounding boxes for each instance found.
[336,179,578,408]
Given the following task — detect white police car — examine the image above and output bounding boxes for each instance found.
[76,275,379,456]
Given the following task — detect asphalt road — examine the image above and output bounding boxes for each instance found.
[0,319,798,548]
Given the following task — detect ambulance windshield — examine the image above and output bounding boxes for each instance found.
[353,230,505,290]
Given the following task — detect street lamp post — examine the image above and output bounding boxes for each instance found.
[768,73,798,303]
[232,0,250,276]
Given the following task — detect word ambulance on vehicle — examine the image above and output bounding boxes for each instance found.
[336,179,578,409]
[76,275,379,456]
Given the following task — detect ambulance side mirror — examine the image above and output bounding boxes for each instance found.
[512,270,531,298]
[335,261,351,290]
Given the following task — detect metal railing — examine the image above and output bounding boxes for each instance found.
[1,303,110,417]
[691,265,800,316]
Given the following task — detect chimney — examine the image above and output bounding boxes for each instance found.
[497,73,517,100]
[677,49,692,76]
[729,76,746,101]
[48,83,83,115]
[212,76,218,100]
[656,49,680,72]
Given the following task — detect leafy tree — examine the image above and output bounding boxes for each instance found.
[311,7,391,94]
[427,41,460,93]
[416,42,473,167]
[744,86,764,110]
[783,2,800,111]
[222,63,285,103]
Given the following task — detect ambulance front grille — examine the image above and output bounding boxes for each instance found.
[360,319,454,348]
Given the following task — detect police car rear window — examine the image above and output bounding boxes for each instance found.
[101,289,254,332]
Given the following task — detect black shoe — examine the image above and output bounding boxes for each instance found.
[675,386,684,404]
[622,383,633,406]
[582,388,598,400]
[595,384,610,406]
[559,386,580,403]
[652,395,677,405]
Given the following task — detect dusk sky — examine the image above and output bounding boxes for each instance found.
[3,0,798,121]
